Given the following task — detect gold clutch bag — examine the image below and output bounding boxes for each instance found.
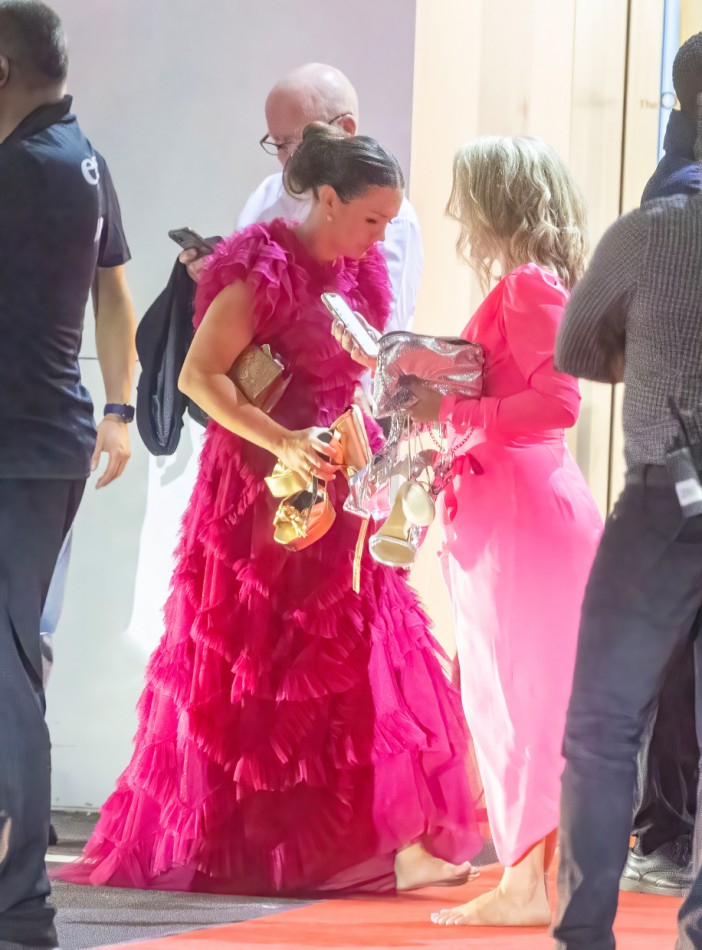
[229,344,291,414]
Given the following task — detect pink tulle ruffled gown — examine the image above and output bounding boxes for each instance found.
[438,264,602,867]
[55,220,483,896]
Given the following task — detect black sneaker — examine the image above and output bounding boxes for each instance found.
[620,834,693,896]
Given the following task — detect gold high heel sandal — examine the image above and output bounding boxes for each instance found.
[270,431,337,551]
[331,405,372,476]
[265,462,307,498]
[273,476,336,551]
[330,406,374,590]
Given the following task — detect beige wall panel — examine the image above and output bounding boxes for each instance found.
[622,0,666,217]
[409,0,605,650]
[410,0,483,339]
[680,0,702,40]
[477,0,576,157]
[411,0,578,341]
[565,0,629,515]
[409,0,483,653]
[610,0,665,506]
[569,1,628,240]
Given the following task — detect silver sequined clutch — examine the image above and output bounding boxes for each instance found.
[373,331,484,417]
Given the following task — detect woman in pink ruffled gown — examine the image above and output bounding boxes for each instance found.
[54,124,482,897]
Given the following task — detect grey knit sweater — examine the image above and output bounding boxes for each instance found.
[555,194,702,467]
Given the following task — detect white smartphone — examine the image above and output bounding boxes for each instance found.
[321,292,380,359]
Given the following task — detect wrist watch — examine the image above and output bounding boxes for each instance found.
[104,403,135,423]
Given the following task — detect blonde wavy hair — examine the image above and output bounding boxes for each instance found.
[446,136,588,292]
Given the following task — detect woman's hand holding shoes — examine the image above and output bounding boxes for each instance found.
[276,427,342,482]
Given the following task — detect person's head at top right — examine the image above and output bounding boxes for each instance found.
[673,32,702,119]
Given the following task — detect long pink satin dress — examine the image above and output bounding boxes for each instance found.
[438,263,602,867]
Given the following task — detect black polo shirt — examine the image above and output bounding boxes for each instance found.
[0,95,130,479]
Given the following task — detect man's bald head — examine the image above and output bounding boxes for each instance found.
[263,63,359,165]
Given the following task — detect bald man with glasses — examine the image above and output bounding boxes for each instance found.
[182,62,423,337]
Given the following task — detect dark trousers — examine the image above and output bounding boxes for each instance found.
[0,479,84,950]
[632,630,698,853]
[554,475,702,950]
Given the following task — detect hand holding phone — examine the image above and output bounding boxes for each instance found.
[322,292,380,360]
[168,227,217,260]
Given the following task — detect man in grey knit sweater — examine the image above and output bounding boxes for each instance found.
[552,188,702,948]
[621,35,702,900]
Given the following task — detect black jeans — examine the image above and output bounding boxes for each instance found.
[554,475,702,950]
[0,479,84,950]
[632,629,698,854]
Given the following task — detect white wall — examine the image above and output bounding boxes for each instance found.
[48,0,417,808]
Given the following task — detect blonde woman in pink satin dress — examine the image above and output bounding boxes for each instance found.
[412,137,602,928]
[336,136,602,927]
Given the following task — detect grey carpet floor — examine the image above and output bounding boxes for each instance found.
[48,811,498,950]
[48,812,309,950]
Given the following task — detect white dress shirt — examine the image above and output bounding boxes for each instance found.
[236,172,423,334]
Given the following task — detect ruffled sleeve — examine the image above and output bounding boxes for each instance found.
[350,243,393,335]
[440,264,581,434]
[193,223,294,339]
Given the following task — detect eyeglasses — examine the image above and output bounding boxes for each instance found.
[259,112,353,157]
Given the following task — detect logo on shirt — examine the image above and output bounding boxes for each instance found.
[81,155,100,186]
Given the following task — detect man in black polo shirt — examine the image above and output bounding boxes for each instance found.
[0,2,136,946]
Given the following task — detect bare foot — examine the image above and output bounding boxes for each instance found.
[431,882,551,927]
[395,842,478,892]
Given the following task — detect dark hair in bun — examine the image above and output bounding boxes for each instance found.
[283,122,404,202]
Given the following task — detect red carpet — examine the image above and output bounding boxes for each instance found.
[102,864,681,949]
